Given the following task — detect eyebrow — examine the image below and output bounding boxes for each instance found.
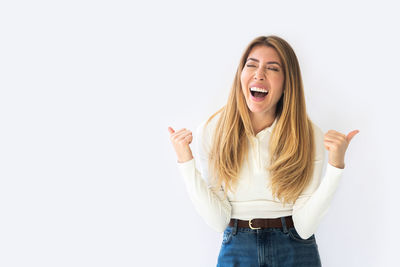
[246,57,281,67]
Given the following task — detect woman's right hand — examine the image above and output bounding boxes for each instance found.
[168,126,194,163]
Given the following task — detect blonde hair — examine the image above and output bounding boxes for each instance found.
[204,35,315,207]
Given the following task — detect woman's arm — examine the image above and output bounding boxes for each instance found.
[176,123,232,233]
[291,124,345,239]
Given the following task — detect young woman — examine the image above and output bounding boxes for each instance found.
[168,35,359,266]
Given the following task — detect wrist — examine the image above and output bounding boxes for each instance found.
[329,161,345,169]
[177,155,194,163]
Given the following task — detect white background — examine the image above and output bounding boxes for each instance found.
[0,0,398,266]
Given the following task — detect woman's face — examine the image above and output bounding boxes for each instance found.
[240,45,285,117]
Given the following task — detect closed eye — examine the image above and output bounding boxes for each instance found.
[246,64,279,71]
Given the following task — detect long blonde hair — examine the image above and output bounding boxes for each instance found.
[204,35,315,207]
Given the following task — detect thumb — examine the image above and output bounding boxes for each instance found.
[346,130,359,143]
[168,126,175,134]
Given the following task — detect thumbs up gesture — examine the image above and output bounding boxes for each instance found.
[324,129,360,169]
[168,126,194,163]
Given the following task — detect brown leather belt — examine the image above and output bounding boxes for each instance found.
[229,216,294,229]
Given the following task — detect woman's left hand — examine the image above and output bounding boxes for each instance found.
[324,129,360,169]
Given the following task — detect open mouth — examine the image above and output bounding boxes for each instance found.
[250,90,268,98]
[250,88,269,98]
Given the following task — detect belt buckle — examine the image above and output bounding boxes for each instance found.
[249,218,261,230]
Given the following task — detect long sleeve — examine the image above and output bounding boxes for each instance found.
[176,122,232,233]
[291,124,345,239]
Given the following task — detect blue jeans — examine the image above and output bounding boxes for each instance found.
[217,216,322,267]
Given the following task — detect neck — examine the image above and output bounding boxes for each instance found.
[250,111,276,135]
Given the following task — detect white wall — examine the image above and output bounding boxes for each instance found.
[0,0,398,266]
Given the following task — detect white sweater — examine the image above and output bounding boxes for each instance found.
[177,113,344,239]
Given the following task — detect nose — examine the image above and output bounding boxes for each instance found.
[254,68,266,80]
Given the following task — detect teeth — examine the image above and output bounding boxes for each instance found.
[250,87,269,93]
